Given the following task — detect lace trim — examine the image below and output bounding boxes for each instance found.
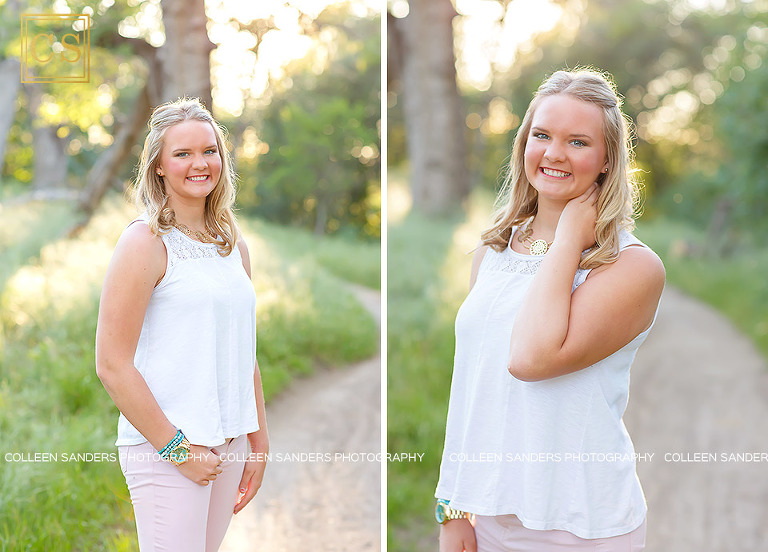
[482,249,594,293]
[480,248,543,276]
[481,231,643,278]
[163,229,220,267]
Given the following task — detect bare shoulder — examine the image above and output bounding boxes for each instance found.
[237,236,252,278]
[114,221,166,267]
[104,221,166,289]
[619,245,665,282]
[588,244,666,293]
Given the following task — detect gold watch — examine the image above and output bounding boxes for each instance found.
[167,436,191,466]
[435,499,470,524]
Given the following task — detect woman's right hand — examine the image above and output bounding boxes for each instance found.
[439,518,477,552]
[175,444,223,486]
[556,181,599,252]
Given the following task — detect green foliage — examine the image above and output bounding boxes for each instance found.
[2,2,381,239]
[0,196,378,548]
[237,9,381,239]
[639,4,768,236]
[2,100,35,185]
[1,0,146,189]
[689,60,768,230]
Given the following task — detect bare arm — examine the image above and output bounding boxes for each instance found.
[507,185,665,382]
[439,518,477,552]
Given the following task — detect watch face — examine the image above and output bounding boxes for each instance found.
[170,446,188,464]
[435,502,447,524]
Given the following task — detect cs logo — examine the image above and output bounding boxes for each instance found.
[21,13,91,83]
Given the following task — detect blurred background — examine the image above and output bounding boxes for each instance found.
[387,0,768,550]
[0,0,380,549]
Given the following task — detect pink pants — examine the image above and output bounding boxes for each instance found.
[118,434,248,552]
[474,514,646,552]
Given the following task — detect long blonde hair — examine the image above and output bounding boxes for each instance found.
[133,97,238,256]
[481,68,640,269]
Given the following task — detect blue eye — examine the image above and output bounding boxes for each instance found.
[205,148,217,155]
[570,140,586,147]
[532,132,548,140]
[176,152,188,157]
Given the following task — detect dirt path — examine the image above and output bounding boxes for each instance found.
[220,284,381,552]
[626,287,768,551]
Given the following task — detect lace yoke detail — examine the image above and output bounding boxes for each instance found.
[481,248,543,276]
[479,229,644,286]
[163,229,220,267]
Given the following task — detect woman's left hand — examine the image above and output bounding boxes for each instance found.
[556,182,599,251]
[234,432,269,514]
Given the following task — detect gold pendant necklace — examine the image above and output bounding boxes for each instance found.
[518,225,552,255]
[524,237,552,255]
[173,222,217,243]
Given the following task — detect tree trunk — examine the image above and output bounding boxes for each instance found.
[315,199,328,235]
[396,0,469,216]
[24,81,68,190]
[74,82,153,230]
[159,0,215,109]
[0,58,22,172]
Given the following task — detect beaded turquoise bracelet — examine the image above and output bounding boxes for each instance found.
[158,430,184,460]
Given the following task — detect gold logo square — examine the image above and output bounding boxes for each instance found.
[20,13,91,83]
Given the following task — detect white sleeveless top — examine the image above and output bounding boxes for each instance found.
[115,216,260,447]
[435,229,655,539]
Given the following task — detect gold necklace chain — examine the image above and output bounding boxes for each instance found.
[517,224,552,255]
[173,222,217,243]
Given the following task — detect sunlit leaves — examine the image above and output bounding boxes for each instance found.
[236,8,381,239]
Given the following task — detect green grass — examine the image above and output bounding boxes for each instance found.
[245,218,381,290]
[0,201,73,292]
[386,192,768,550]
[0,196,379,550]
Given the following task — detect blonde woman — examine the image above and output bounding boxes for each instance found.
[436,69,665,551]
[96,98,269,551]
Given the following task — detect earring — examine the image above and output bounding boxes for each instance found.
[603,168,609,173]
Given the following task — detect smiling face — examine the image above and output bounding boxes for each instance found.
[156,120,222,206]
[523,94,608,204]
